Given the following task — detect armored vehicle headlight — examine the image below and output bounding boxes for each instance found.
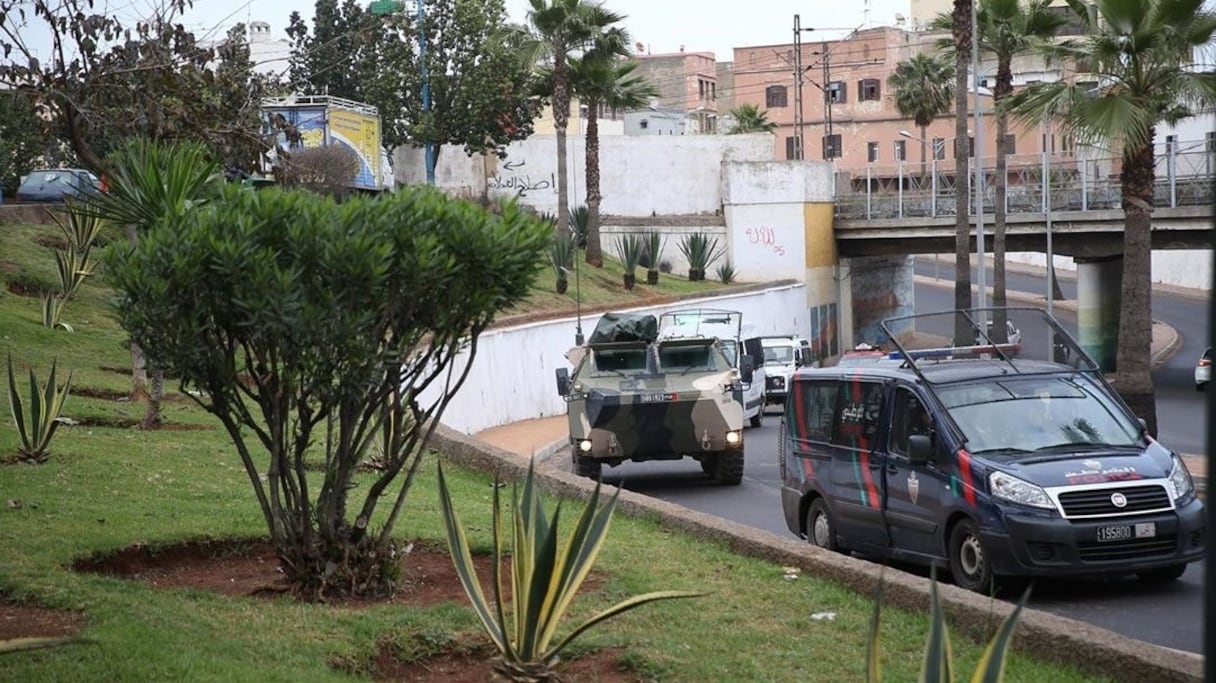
[725,430,742,445]
[578,439,593,453]
[1168,454,1195,501]
[988,471,1053,509]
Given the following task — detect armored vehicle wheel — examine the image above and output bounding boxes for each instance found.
[805,497,842,552]
[749,401,765,428]
[948,518,996,594]
[573,451,601,480]
[699,457,715,477]
[712,450,744,485]
[1137,564,1187,583]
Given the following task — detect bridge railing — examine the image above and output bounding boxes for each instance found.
[835,140,1215,220]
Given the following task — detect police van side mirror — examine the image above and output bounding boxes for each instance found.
[908,434,933,466]
[739,355,755,384]
[555,368,571,396]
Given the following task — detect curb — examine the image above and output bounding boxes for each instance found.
[429,424,1202,683]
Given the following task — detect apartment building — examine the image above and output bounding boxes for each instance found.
[633,49,719,133]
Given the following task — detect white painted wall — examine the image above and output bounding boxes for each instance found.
[425,283,808,434]
[1006,250,1213,291]
[395,134,775,216]
[725,204,806,281]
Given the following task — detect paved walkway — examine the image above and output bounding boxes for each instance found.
[472,311,1206,490]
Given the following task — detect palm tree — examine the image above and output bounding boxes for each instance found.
[888,52,955,180]
[934,0,1065,342]
[80,139,221,429]
[949,0,975,343]
[727,104,778,134]
[570,51,658,267]
[1006,0,1216,434]
[525,0,625,237]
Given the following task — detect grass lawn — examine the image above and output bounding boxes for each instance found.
[0,220,1111,682]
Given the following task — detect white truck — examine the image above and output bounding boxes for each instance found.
[752,335,813,409]
[658,309,768,428]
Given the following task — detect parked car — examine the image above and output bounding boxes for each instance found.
[15,169,102,203]
[1196,347,1211,391]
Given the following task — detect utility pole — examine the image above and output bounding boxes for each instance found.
[971,0,986,309]
[823,46,834,159]
[370,0,435,185]
[793,15,804,160]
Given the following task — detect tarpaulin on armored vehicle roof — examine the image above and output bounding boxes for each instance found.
[589,312,658,344]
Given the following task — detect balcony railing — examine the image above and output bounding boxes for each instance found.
[835,140,1216,220]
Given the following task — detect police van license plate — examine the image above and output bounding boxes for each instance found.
[1096,522,1156,543]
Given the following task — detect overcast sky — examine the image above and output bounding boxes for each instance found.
[167,0,913,61]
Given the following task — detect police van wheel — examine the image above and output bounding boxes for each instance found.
[948,519,995,594]
[712,451,744,486]
[749,405,764,428]
[573,451,601,480]
[805,498,840,552]
[1137,564,1187,583]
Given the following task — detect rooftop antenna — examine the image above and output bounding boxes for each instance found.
[864,0,871,28]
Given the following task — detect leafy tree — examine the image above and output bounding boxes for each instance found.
[887,53,955,179]
[103,183,551,598]
[933,0,1064,343]
[525,0,626,236]
[0,1,269,176]
[0,91,49,196]
[727,103,778,134]
[1006,0,1216,434]
[413,1,544,162]
[286,0,414,154]
[85,139,223,425]
[570,46,657,267]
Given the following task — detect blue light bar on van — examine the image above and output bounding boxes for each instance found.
[887,343,1022,361]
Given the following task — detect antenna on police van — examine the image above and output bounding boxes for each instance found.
[574,246,585,346]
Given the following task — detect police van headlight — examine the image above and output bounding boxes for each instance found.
[989,471,1053,509]
[1168,454,1195,501]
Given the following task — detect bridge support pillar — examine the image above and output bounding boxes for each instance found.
[1076,256,1121,372]
[848,255,916,347]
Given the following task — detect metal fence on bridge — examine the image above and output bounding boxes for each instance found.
[835,139,1216,220]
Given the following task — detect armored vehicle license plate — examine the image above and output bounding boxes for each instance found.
[1096,522,1156,543]
[639,392,678,403]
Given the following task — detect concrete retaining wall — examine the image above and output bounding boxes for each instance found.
[430,425,1202,683]
[425,283,809,434]
[1008,250,1212,292]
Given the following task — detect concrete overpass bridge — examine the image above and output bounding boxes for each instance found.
[825,143,1214,368]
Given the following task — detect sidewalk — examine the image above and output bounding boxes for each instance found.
[472,304,1206,491]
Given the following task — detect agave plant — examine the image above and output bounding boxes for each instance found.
[677,232,725,282]
[568,204,589,250]
[613,234,645,290]
[865,570,1029,683]
[437,459,703,682]
[715,260,737,285]
[39,293,72,332]
[6,354,74,463]
[643,231,666,285]
[549,231,575,294]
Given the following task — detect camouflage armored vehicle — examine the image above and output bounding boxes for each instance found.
[555,312,752,484]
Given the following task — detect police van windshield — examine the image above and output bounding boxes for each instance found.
[763,345,794,364]
[938,375,1142,455]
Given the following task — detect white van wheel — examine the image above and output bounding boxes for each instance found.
[749,403,764,428]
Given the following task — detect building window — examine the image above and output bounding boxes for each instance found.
[1206,131,1216,153]
[1001,134,1016,154]
[699,79,705,98]
[867,141,879,162]
[786,136,801,160]
[932,137,946,160]
[826,81,847,104]
[711,82,716,100]
[766,85,788,108]
[822,133,842,160]
[858,78,880,101]
[894,139,906,162]
[953,137,976,157]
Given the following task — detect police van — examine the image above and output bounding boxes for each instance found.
[779,308,1205,593]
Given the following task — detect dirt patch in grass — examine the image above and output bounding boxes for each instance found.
[73,386,132,401]
[66,538,624,680]
[5,279,47,297]
[0,597,86,641]
[34,235,68,251]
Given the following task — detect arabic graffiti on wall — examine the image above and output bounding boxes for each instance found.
[744,226,786,257]
[488,159,556,197]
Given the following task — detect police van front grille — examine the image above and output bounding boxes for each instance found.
[1077,536,1176,562]
[1057,484,1171,518]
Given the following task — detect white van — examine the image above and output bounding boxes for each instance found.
[659,309,768,427]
